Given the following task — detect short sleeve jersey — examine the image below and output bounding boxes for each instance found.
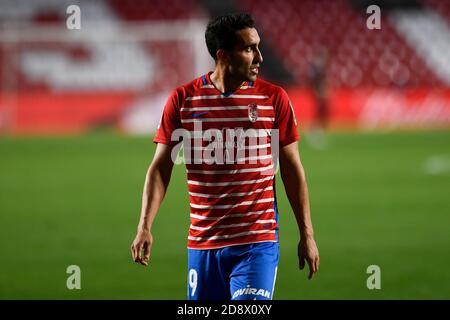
[154,72,299,249]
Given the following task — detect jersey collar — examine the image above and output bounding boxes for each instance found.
[204,72,254,94]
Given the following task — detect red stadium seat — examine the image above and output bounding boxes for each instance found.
[239,0,443,87]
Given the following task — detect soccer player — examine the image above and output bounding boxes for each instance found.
[131,13,319,300]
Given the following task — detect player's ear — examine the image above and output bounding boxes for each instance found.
[216,49,229,63]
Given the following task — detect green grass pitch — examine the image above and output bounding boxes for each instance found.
[0,130,449,299]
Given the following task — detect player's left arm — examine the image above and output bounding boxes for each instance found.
[279,141,320,280]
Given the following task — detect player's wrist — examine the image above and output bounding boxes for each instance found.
[137,223,151,234]
[299,228,314,241]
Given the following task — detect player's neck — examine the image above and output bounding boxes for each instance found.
[210,68,244,94]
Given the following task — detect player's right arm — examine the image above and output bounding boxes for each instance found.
[131,143,175,266]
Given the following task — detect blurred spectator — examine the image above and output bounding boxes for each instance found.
[309,47,329,131]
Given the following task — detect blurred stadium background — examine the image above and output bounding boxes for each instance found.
[0,0,449,299]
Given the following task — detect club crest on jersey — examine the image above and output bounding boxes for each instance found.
[248,103,258,123]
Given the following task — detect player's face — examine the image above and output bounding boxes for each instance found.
[227,28,263,82]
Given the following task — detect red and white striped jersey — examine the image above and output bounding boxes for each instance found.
[154,72,299,249]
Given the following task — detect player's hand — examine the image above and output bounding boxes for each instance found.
[131,229,153,266]
[298,237,320,280]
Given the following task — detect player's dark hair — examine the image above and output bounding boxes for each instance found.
[205,13,255,60]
